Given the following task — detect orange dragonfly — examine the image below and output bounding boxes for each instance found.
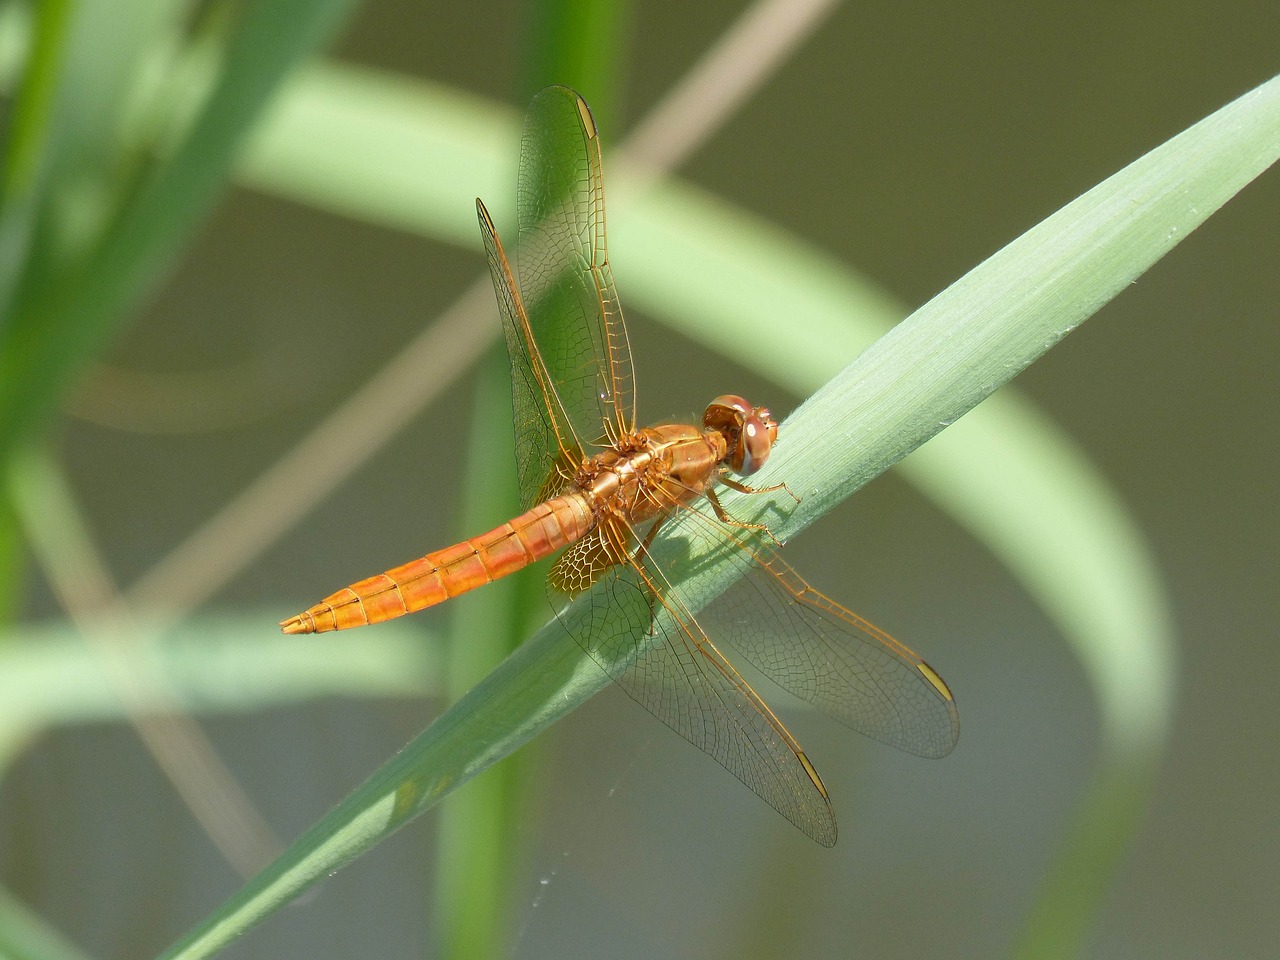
[282,85,958,845]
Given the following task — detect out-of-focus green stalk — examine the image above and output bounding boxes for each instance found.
[431,2,626,956]
[0,0,358,459]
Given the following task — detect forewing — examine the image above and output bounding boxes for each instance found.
[552,516,838,846]
[681,510,961,759]
[517,85,635,450]
[477,200,581,509]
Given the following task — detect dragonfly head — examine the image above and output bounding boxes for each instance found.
[704,395,779,476]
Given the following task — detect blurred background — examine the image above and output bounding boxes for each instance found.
[0,0,1277,958]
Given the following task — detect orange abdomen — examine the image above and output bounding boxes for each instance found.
[281,494,594,634]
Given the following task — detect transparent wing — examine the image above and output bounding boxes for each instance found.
[477,200,582,508]
[676,506,961,760]
[552,516,839,846]
[548,528,618,596]
[517,85,635,458]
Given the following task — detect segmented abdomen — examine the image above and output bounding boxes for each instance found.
[281,494,594,634]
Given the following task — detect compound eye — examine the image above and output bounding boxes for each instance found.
[703,394,751,432]
[755,406,779,445]
[738,414,774,475]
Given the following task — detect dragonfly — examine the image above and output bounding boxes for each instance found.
[281,85,959,846]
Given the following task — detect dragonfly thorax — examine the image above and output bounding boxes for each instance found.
[703,395,779,476]
[577,424,720,523]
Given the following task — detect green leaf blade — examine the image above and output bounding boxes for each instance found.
[155,72,1279,959]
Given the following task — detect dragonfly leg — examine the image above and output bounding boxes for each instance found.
[631,515,669,636]
[718,474,801,505]
[705,488,785,546]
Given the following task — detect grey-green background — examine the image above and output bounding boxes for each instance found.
[4,1,1277,958]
